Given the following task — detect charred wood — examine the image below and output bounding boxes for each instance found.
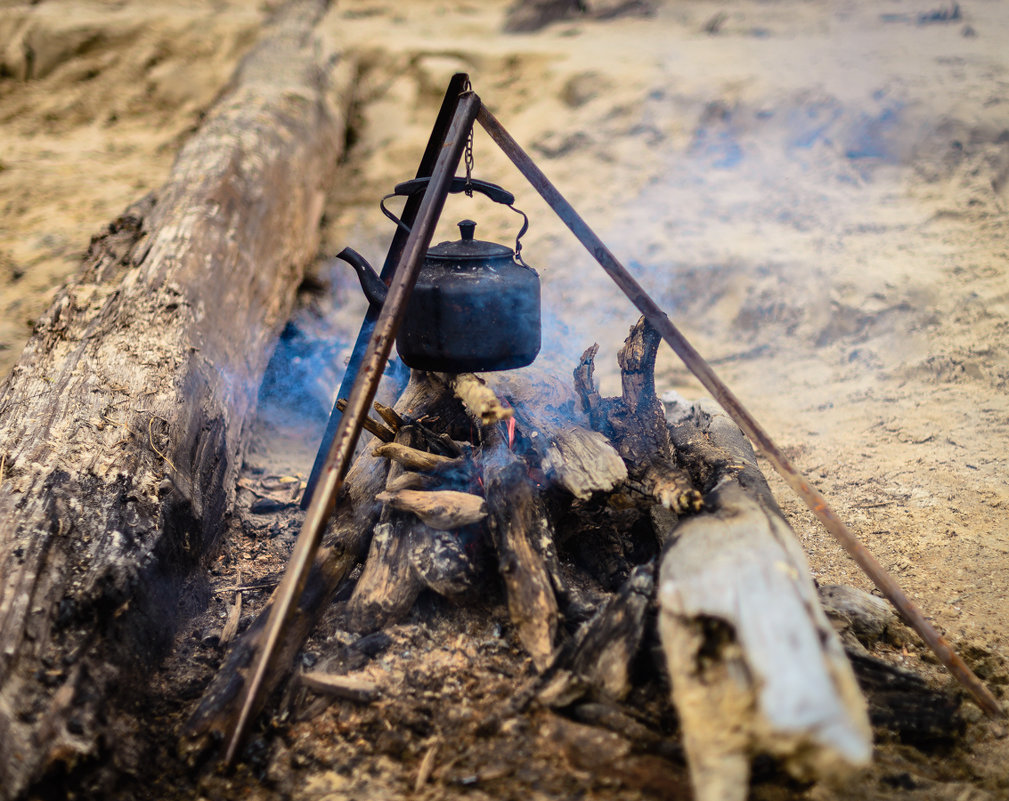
[377,488,487,530]
[344,519,424,633]
[408,524,489,600]
[0,1,346,794]
[483,437,560,670]
[537,563,654,707]
[482,369,627,500]
[656,393,872,801]
[847,651,965,749]
[575,320,702,515]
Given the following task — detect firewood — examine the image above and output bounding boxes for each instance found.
[343,423,435,633]
[336,398,396,442]
[483,438,560,670]
[372,401,405,432]
[818,583,900,650]
[537,563,654,707]
[345,519,424,633]
[540,426,627,500]
[478,369,627,500]
[434,371,514,425]
[376,489,487,530]
[0,2,347,794]
[408,525,488,599]
[657,394,872,801]
[372,441,461,472]
[384,471,438,493]
[574,319,702,515]
[299,671,379,703]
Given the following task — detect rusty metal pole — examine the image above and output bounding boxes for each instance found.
[224,91,483,764]
[476,103,1004,719]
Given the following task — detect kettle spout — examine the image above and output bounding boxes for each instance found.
[336,247,387,307]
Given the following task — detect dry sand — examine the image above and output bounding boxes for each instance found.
[2,0,1009,798]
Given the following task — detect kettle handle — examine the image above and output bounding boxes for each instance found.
[392,176,515,206]
[380,176,531,269]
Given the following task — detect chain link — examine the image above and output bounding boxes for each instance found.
[463,127,475,197]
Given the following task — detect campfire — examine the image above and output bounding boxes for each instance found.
[185,317,877,800]
[183,72,999,801]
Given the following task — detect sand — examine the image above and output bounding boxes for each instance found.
[2,0,1008,798]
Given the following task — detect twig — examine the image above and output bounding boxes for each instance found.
[336,399,396,442]
[373,401,405,431]
[299,672,379,703]
[415,741,440,792]
[147,415,178,473]
[372,442,460,472]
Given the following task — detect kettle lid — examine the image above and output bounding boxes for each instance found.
[427,220,514,261]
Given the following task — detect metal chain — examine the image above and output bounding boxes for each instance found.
[463,127,475,197]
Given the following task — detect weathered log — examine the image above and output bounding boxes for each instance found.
[483,436,560,670]
[377,488,488,530]
[575,323,702,515]
[657,395,871,801]
[483,368,627,500]
[0,2,346,795]
[536,563,654,707]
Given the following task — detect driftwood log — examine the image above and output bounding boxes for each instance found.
[658,393,872,801]
[0,1,346,795]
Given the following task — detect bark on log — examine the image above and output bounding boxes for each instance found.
[575,325,702,516]
[484,437,561,670]
[657,397,872,801]
[0,1,346,794]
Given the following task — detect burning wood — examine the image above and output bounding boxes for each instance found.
[190,315,936,798]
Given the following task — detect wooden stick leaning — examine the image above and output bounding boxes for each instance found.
[475,103,1003,718]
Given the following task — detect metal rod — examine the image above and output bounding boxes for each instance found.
[301,72,473,509]
[223,92,483,764]
[477,103,1004,718]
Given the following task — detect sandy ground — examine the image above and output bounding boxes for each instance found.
[3,0,1009,798]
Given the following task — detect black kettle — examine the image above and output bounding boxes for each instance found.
[337,178,541,373]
